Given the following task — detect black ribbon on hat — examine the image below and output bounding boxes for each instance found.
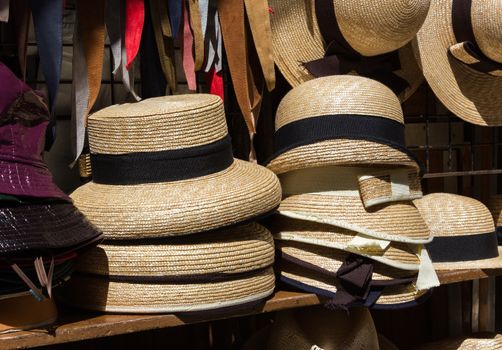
[90,135,234,185]
[301,0,409,95]
[449,0,502,76]
[265,114,424,175]
[425,231,499,263]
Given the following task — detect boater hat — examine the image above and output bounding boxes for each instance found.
[486,195,502,244]
[70,95,282,239]
[269,0,430,101]
[59,223,276,313]
[413,0,502,126]
[265,76,422,176]
[414,193,502,270]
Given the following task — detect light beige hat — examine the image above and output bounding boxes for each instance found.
[269,0,429,102]
[275,166,431,245]
[59,223,276,313]
[265,76,422,176]
[487,195,502,228]
[70,95,281,239]
[413,0,502,126]
[414,193,502,270]
[413,334,502,350]
[244,307,380,350]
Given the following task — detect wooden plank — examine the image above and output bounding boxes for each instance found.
[478,277,496,332]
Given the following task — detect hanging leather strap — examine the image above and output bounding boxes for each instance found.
[125,0,144,70]
[167,0,183,39]
[105,0,122,75]
[188,0,204,71]
[182,0,197,90]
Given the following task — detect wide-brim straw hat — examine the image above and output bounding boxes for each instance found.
[71,94,281,239]
[269,215,422,270]
[268,0,429,102]
[413,0,502,126]
[265,76,421,176]
[0,202,103,258]
[486,195,502,243]
[279,262,429,309]
[244,307,380,350]
[0,295,57,334]
[58,268,275,313]
[414,193,502,270]
[76,222,274,277]
[412,334,502,349]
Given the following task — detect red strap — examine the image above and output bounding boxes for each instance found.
[125,0,145,70]
[205,67,224,101]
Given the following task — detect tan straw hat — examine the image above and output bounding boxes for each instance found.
[265,76,422,176]
[413,334,502,349]
[59,223,276,313]
[414,193,502,270]
[413,0,502,126]
[486,195,502,244]
[70,95,281,239]
[269,0,429,101]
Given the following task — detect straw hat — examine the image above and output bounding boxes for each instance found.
[414,193,502,270]
[0,295,57,334]
[269,215,422,270]
[244,307,380,350]
[70,95,281,239]
[413,334,502,349]
[279,262,429,309]
[76,222,274,277]
[59,267,275,313]
[269,0,429,102]
[59,223,276,313]
[413,0,502,126]
[265,76,421,175]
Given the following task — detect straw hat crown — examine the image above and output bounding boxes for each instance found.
[275,75,403,130]
[471,0,502,63]
[88,94,227,154]
[334,0,431,56]
[414,193,494,236]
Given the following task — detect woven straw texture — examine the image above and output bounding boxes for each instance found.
[267,76,420,175]
[414,193,502,270]
[487,195,502,227]
[279,193,430,243]
[77,154,92,178]
[59,268,275,313]
[280,263,426,306]
[413,0,502,126]
[268,0,427,101]
[269,215,421,269]
[277,240,417,281]
[71,159,281,239]
[77,223,274,277]
[413,334,502,350]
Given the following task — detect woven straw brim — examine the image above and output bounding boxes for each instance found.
[58,268,275,313]
[413,334,502,350]
[269,216,421,270]
[279,194,431,243]
[280,263,426,306]
[413,0,502,126]
[486,195,502,227]
[70,160,281,239]
[0,203,102,256]
[269,0,423,102]
[267,139,419,176]
[432,247,502,271]
[277,240,417,281]
[77,223,274,277]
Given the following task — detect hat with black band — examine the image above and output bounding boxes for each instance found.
[486,195,502,245]
[414,193,502,270]
[70,94,282,239]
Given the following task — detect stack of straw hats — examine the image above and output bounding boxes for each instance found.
[412,333,502,349]
[413,0,502,126]
[414,193,502,271]
[268,0,431,102]
[486,195,502,245]
[59,94,282,313]
[264,75,439,309]
[0,63,103,333]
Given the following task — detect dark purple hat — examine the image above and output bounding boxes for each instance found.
[0,63,69,201]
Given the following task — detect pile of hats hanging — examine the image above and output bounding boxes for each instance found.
[263,75,439,309]
[0,63,103,333]
[58,94,282,313]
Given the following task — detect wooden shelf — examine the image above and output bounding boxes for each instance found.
[1,269,501,350]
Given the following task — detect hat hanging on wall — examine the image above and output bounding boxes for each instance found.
[268,0,430,101]
[70,94,282,239]
[414,193,502,270]
[412,334,502,350]
[486,195,502,244]
[413,0,502,126]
